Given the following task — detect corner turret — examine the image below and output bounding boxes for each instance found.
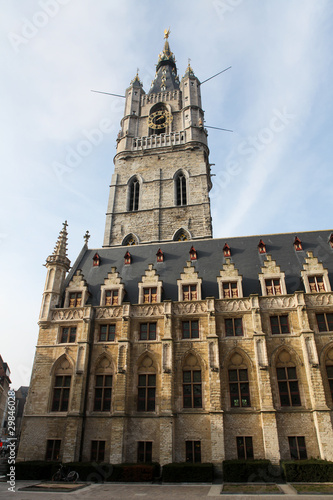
[39,221,71,322]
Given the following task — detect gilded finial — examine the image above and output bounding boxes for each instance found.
[84,230,90,245]
[164,28,171,39]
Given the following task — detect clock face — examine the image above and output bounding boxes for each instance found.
[148,109,173,130]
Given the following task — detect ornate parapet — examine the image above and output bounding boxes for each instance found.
[172,301,208,316]
[95,306,122,319]
[51,307,92,322]
[259,295,297,311]
[131,304,164,317]
[215,298,251,313]
[304,292,333,308]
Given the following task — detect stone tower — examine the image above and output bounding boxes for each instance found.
[103,31,213,247]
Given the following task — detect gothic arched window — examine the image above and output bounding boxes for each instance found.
[182,354,202,408]
[128,178,140,211]
[276,350,301,407]
[51,356,72,412]
[176,173,187,206]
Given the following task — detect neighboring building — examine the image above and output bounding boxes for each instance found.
[18,33,333,472]
[15,386,29,442]
[0,356,11,440]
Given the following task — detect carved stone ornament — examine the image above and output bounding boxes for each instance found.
[215,299,251,313]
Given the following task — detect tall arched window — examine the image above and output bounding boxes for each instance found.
[227,352,251,408]
[129,178,140,211]
[176,173,187,206]
[137,355,156,412]
[182,354,202,408]
[276,349,301,407]
[51,356,72,412]
[93,356,113,412]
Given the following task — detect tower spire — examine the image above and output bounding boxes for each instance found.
[149,30,179,95]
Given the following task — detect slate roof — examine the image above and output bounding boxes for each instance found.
[64,230,333,307]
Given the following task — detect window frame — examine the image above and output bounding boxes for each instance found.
[139,323,157,341]
[316,313,333,332]
[45,439,61,461]
[277,366,301,407]
[51,375,71,412]
[129,178,140,212]
[68,292,82,307]
[143,287,158,304]
[60,326,77,343]
[176,173,187,206]
[270,315,290,335]
[182,320,199,339]
[222,281,239,298]
[228,368,251,408]
[185,441,201,463]
[225,317,243,337]
[99,324,116,342]
[288,436,307,460]
[105,289,119,306]
[308,275,326,293]
[137,441,152,463]
[183,370,202,408]
[265,278,282,296]
[137,373,156,412]
[93,374,113,412]
[90,440,106,462]
[182,284,198,301]
[236,436,254,460]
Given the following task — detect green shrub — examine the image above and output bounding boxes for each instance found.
[16,461,59,480]
[222,460,281,483]
[282,459,333,482]
[108,463,157,482]
[66,462,113,482]
[162,463,214,483]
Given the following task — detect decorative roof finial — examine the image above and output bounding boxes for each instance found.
[164,28,171,39]
[84,230,90,245]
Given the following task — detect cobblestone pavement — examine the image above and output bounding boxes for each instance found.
[1,481,333,499]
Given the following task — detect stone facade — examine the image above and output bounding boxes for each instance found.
[18,35,333,473]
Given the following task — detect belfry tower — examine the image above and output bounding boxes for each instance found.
[103,30,213,247]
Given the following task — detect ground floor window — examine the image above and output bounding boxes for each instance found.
[137,441,152,463]
[185,441,201,463]
[288,436,307,460]
[45,439,61,461]
[236,436,253,459]
[90,440,106,462]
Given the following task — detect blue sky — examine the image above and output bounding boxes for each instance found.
[1,0,332,388]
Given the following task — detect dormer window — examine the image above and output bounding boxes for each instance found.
[222,282,238,298]
[93,253,100,267]
[189,246,197,261]
[265,279,282,296]
[69,292,82,307]
[124,251,131,265]
[294,237,302,251]
[182,284,197,301]
[156,249,164,263]
[258,239,266,254]
[308,275,325,293]
[105,289,119,306]
[223,243,231,257]
[143,287,157,303]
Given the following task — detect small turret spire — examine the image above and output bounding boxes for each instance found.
[46,221,70,270]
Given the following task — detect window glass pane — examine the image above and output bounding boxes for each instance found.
[280,316,289,334]
[191,321,199,338]
[148,375,156,386]
[61,328,69,343]
[316,314,326,331]
[186,441,193,462]
[276,368,286,380]
[239,369,248,381]
[298,437,307,459]
[64,376,71,387]
[235,319,243,336]
[236,437,245,459]
[228,370,237,381]
[287,367,297,379]
[245,437,254,459]
[96,375,103,387]
[193,371,201,383]
[327,314,333,331]
[105,375,112,386]
[225,319,234,336]
[183,371,191,383]
[69,328,76,342]
[138,375,146,386]
[288,437,298,459]
[182,322,190,338]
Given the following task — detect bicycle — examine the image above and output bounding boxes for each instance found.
[52,463,79,482]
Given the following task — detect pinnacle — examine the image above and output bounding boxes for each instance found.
[53,220,69,258]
